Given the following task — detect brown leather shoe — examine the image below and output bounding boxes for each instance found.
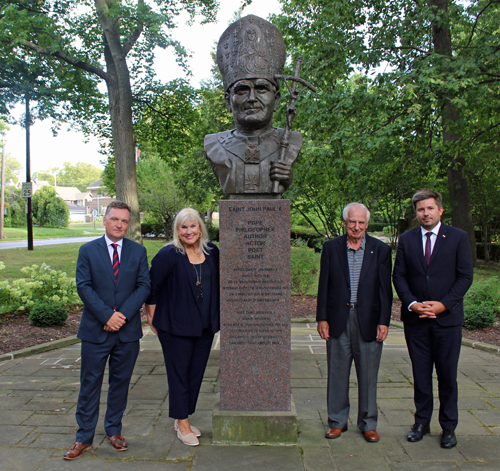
[363,430,380,442]
[107,435,128,451]
[63,442,92,460]
[325,424,348,439]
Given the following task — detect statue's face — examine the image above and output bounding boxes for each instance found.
[226,78,280,133]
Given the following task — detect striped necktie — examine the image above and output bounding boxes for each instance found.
[111,243,120,283]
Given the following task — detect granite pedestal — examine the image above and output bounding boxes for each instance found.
[213,199,297,444]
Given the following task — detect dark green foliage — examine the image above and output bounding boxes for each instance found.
[3,186,26,227]
[290,245,321,299]
[290,230,325,253]
[206,223,219,242]
[463,277,499,330]
[476,244,500,262]
[272,0,500,250]
[29,299,68,327]
[141,220,165,238]
[31,186,69,228]
[136,155,184,240]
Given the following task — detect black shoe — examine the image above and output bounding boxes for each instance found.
[441,429,457,449]
[407,423,430,442]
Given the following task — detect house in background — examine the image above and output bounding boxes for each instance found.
[66,203,86,222]
[85,179,115,216]
[53,187,92,222]
[55,187,92,206]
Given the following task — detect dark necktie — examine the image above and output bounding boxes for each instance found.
[424,232,432,266]
[111,243,120,283]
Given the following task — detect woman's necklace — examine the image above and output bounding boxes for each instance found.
[192,263,203,303]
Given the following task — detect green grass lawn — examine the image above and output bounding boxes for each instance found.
[0,239,167,281]
[1,222,106,241]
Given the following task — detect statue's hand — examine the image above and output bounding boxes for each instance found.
[270,160,291,182]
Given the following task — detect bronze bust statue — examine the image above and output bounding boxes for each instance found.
[205,15,303,199]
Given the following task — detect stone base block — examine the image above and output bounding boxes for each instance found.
[212,396,298,445]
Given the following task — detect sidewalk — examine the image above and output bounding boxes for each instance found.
[1,323,499,470]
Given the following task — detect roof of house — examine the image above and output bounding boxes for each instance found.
[87,179,103,189]
[55,187,81,201]
[76,191,92,200]
[66,203,85,212]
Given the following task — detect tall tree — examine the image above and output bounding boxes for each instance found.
[1,0,218,241]
[275,0,500,259]
[2,155,22,183]
[34,161,103,192]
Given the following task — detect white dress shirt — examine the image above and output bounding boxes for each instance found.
[407,221,442,311]
[421,221,441,256]
[104,234,123,264]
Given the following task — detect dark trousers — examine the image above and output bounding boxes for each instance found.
[404,320,462,430]
[158,328,214,420]
[75,333,139,444]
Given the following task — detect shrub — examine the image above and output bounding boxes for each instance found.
[0,263,79,313]
[29,299,68,326]
[206,222,219,241]
[31,186,69,228]
[141,219,165,238]
[463,277,499,330]
[291,246,320,299]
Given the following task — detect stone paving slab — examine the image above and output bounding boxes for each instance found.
[192,446,303,471]
[0,323,499,470]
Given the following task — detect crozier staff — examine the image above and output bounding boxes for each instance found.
[145,208,220,447]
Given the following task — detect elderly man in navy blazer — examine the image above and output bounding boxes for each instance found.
[63,201,150,460]
[393,189,473,449]
[317,202,392,443]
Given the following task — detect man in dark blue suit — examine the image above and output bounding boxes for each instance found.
[317,203,392,443]
[393,189,473,449]
[64,201,150,460]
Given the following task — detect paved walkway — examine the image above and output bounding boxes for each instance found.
[0,236,101,250]
[1,323,499,470]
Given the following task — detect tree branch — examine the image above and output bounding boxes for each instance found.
[473,121,500,141]
[465,0,500,49]
[123,0,144,56]
[20,40,108,81]
[479,67,500,78]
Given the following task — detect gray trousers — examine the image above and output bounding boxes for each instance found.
[326,308,383,432]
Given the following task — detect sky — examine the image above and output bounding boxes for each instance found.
[3,0,282,179]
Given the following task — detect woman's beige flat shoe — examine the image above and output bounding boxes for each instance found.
[174,419,201,438]
[176,429,199,446]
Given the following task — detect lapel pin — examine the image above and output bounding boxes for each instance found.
[442,235,446,238]
[371,251,373,253]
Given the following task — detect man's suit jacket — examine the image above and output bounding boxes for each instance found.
[146,243,220,337]
[393,223,473,326]
[316,234,393,342]
[76,236,151,343]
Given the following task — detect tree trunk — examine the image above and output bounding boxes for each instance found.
[105,76,141,242]
[429,0,476,263]
[100,10,141,243]
[206,209,213,224]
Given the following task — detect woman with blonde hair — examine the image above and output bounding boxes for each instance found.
[145,208,220,446]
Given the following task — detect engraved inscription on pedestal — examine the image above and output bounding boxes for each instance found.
[219,199,291,411]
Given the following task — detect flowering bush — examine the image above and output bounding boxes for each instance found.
[0,262,80,313]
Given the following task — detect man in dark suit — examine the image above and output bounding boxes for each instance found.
[393,189,473,449]
[317,203,392,442]
[63,201,150,460]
